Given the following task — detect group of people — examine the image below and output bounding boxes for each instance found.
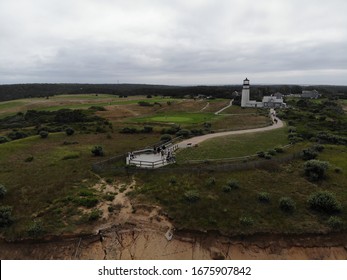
[154,145,175,162]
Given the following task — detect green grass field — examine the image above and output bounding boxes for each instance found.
[131,112,219,124]
[177,127,289,162]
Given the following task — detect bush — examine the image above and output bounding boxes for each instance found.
[239,216,254,226]
[258,192,270,203]
[91,146,104,156]
[312,144,325,152]
[176,129,191,138]
[27,220,44,238]
[24,155,34,162]
[0,136,9,143]
[88,209,102,221]
[274,146,284,153]
[308,191,342,214]
[0,184,7,198]
[257,151,265,158]
[222,185,232,193]
[160,134,172,142]
[279,197,296,213]
[264,154,272,159]
[0,206,13,227]
[304,160,329,181]
[120,127,138,134]
[226,179,240,189]
[76,197,99,208]
[206,177,216,187]
[327,216,343,230]
[288,126,297,133]
[8,131,28,140]
[39,130,49,138]
[169,177,177,185]
[267,149,276,156]
[65,127,75,136]
[184,190,200,203]
[142,126,153,133]
[301,148,318,160]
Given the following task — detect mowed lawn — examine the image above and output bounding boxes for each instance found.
[131,112,219,124]
[177,127,289,162]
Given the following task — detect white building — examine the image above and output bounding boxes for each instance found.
[241,78,286,108]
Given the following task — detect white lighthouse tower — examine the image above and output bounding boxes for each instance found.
[241,78,250,107]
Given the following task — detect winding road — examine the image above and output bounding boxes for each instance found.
[178,109,284,148]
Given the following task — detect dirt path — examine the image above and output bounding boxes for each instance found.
[215,100,233,115]
[178,109,283,148]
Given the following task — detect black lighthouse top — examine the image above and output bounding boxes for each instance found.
[243,78,250,85]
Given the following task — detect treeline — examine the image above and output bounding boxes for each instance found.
[0,83,346,102]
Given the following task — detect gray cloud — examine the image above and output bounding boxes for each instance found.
[0,0,346,85]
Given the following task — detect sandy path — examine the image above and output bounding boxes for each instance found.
[178,109,283,148]
[215,99,233,115]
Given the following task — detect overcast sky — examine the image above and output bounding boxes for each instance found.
[1,0,346,85]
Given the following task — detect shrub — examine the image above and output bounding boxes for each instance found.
[239,216,254,226]
[24,156,34,162]
[103,194,115,201]
[279,197,296,213]
[184,190,200,203]
[0,206,13,227]
[160,134,172,142]
[120,127,138,134]
[264,154,272,159]
[258,192,270,203]
[267,149,276,156]
[8,131,28,140]
[288,126,297,133]
[91,146,104,156]
[0,136,9,143]
[257,151,265,158]
[0,184,7,198]
[65,127,75,136]
[88,209,102,221]
[301,148,318,160]
[206,177,216,187]
[176,129,191,138]
[274,146,284,153]
[39,130,49,138]
[222,185,232,193]
[27,220,44,238]
[142,126,153,133]
[327,216,343,230]
[304,160,329,181]
[89,106,106,111]
[138,101,152,106]
[76,197,99,208]
[169,177,177,185]
[226,179,240,189]
[312,144,324,152]
[308,191,342,214]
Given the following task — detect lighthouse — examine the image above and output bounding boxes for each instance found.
[241,78,250,107]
